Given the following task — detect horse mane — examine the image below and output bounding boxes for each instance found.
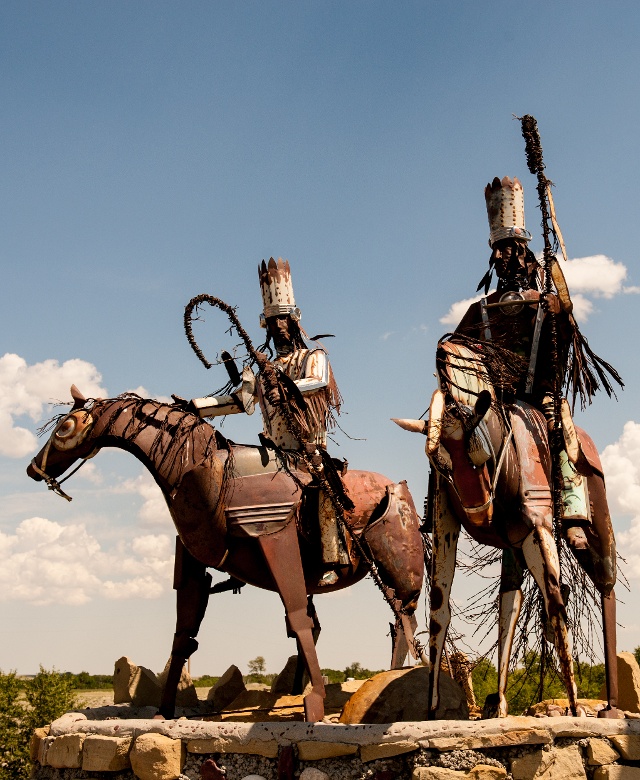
[42,393,221,491]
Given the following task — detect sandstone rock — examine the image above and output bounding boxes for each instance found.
[30,725,50,762]
[360,739,418,762]
[609,734,640,760]
[429,729,550,752]
[46,733,85,769]
[468,767,507,780]
[586,738,620,766]
[113,656,137,703]
[594,768,640,780]
[339,666,468,723]
[599,652,640,713]
[157,658,199,707]
[297,741,359,760]
[207,664,246,710]
[82,734,132,771]
[271,655,300,695]
[130,733,184,780]
[131,665,162,708]
[186,736,278,757]
[300,769,330,780]
[240,776,267,780]
[526,698,606,717]
[511,744,586,780]
[412,769,466,780]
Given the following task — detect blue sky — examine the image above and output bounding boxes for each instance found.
[2,2,640,677]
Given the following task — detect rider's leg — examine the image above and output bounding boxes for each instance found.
[559,449,590,550]
[317,489,348,586]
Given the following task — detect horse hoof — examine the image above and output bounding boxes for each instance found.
[303,690,325,722]
[598,706,624,719]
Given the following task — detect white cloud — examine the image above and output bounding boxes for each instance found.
[119,470,173,528]
[440,292,488,326]
[440,254,637,327]
[601,422,640,579]
[560,254,629,299]
[0,517,174,605]
[0,353,107,459]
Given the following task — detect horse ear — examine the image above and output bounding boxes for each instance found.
[70,384,86,409]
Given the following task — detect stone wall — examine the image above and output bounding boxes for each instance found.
[31,712,640,780]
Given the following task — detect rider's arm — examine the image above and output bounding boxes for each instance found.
[191,367,257,418]
[293,349,330,393]
[191,394,245,418]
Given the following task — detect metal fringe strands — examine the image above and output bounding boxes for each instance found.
[520,114,623,410]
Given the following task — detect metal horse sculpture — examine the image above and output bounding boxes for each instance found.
[395,341,620,718]
[28,385,424,722]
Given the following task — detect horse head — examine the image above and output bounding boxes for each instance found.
[27,385,100,500]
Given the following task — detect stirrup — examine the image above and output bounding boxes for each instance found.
[318,571,339,586]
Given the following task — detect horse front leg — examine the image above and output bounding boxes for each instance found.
[497,549,524,717]
[428,473,460,718]
[257,521,325,722]
[160,537,212,719]
[521,525,578,716]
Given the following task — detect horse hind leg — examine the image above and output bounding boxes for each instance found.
[257,522,325,722]
[160,537,212,719]
[521,525,578,715]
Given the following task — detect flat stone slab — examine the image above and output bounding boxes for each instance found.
[50,712,640,749]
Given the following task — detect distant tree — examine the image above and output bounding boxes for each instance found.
[634,646,640,667]
[321,668,345,684]
[247,656,266,677]
[470,658,498,710]
[342,662,382,681]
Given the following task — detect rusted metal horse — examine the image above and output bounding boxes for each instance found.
[395,341,619,718]
[28,385,424,722]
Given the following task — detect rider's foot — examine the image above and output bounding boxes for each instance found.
[565,525,589,550]
[318,571,338,587]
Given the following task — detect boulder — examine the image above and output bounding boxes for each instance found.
[599,652,640,713]
[131,665,163,708]
[113,656,136,704]
[207,664,246,711]
[271,655,300,695]
[339,666,468,723]
[157,658,199,707]
[130,733,184,780]
[526,698,606,717]
[511,745,586,780]
[113,656,163,707]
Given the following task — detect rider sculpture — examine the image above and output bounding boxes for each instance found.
[399,172,623,717]
[452,176,591,551]
[190,257,349,587]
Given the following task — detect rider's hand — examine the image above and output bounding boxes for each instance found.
[542,293,561,315]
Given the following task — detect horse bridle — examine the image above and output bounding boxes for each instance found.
[30,410,99,502]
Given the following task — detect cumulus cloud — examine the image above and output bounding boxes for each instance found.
[0,517,174,605]
[119,470,173,528]
[440,292,487,326]
[440,254,637,327]
[0,353,107,459]
[601,422,640,579]
[560,254,630,299]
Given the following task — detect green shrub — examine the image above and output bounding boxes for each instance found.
[0,667,77,780]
